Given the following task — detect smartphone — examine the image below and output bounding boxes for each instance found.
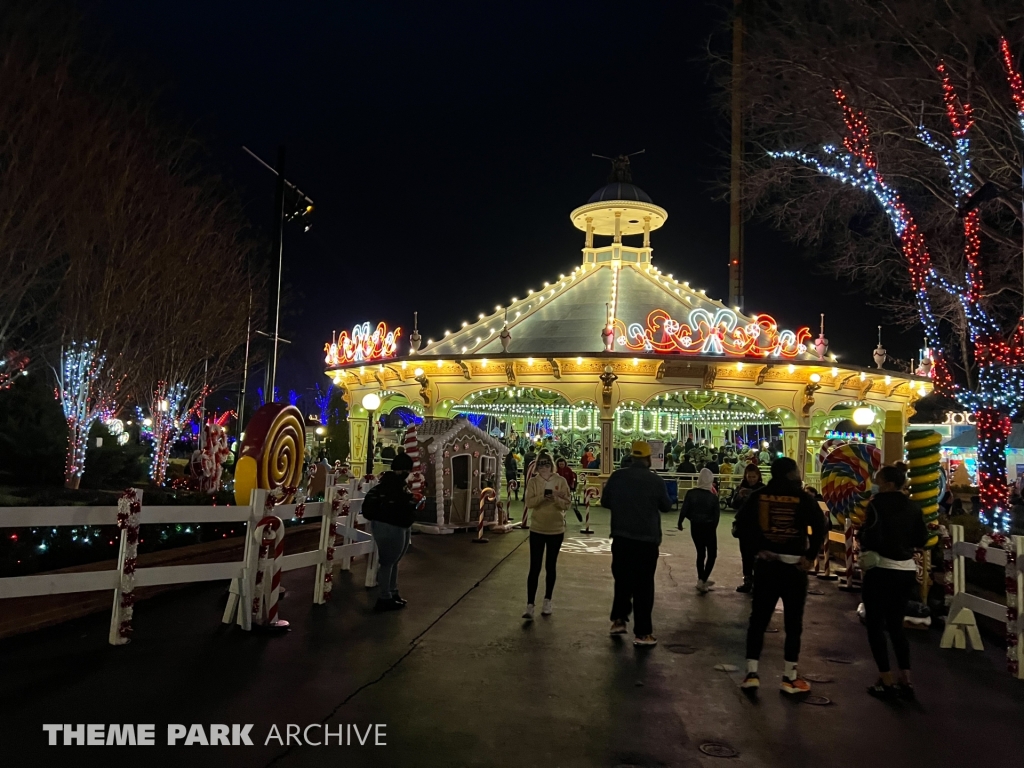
[544,489,553,497]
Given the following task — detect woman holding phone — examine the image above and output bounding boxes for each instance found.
[522,451,572,619]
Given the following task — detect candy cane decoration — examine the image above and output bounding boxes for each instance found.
[252,515,288,628]
[582,487,599,534]
[839,517,861,592]
[111,488,142,644]
[473,487,496,544]
[323,484,349,601]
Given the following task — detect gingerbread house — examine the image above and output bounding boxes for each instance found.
[412,418,508,534]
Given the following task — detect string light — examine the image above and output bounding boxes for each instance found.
[56,341,121,485]
[771,59,1024,531]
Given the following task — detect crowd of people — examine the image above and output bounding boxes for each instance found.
[362,430,958,701]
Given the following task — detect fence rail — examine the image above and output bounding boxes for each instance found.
[0,473,378,644]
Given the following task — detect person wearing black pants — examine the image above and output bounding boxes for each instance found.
[859,463,928,700]
[610,537,660,636]
[730,464,764,593]
[602,441,672,647]
[527,532,564,609]
[678,468,720,593]
[734,457,825,694]
[521,453,571,619]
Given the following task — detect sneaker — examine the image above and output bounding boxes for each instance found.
[522,604,535,620]
[373,598,402,612]
[609,620,628,635]
[696,581,710,594]
[867,680,897,700]
[780,675,811,695]
[541,598,553,616]
[392,593,408,606]
[705,580,716,588]
[736,583,753,593]
[740,672,760,689]
[633,634,658,647]
[896,682,916,701]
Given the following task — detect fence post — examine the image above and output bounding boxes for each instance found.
[1011,535,1023,679]
[108,488,143,646]
[341,478,358,572]
[313,472,337,605]
[940,524,983,651]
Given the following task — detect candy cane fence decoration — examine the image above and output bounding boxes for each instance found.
[838,517,861,592]
[582,487,599,534]
[109,488,143,645]
[940,524,1024,678]
[251,515,288,629]
[474,488,496,544]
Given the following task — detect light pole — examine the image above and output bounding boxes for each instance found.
[362,392,381,475]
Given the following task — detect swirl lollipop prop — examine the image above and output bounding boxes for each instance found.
[234,403,305,506]
[905,429,942,548]
[817,437,847,470]
[821,442,881,526]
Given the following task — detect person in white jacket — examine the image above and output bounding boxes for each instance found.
[521,452,571,619]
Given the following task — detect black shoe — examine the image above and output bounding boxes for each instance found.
[392,595,408,606]
[896,683,915,701]
[736,583,753,593]
[373,598,402,612]
[867,680,898,700]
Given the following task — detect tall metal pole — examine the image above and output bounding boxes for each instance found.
[728,0,745,312]
[269,145,287,400]
[238,290,252,433]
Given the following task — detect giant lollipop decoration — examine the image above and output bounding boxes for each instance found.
[234,403,305,506]
[821,442,881,525]
[817,437,847,471]
[905,429,942,547]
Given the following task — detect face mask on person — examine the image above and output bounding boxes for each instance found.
[870,483,880,495]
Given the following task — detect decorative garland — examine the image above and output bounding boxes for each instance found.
[114,488,142,643]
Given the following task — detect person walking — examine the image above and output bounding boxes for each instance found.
[523,446,538,479]
[735,457,826,694]
[522,452,571,619]
[555,457,577,495]
[505,449,520,501]
[859,464,928,700]
[361,453,417,612]
[730,464,765,593]
[601,441,672,647]
[678,468,720,593]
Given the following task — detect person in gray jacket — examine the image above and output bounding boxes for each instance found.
[601,440,672,647]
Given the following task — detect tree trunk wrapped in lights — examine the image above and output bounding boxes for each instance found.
[55,341,120,489]
[148,381,207,487]
[771,42,1024,531]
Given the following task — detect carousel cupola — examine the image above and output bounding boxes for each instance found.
[569,154,668,266]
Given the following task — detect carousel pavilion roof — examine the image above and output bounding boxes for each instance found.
[414,171,814,362]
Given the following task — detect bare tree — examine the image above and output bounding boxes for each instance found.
[712,0,1024,386]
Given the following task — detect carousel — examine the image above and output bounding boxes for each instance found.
[325,169,931,496]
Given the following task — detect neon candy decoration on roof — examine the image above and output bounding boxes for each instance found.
[325,321,402,365]
[614,309,810,359]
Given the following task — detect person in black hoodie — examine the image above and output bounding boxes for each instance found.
[729,464,765,593]
[361,452,417,612]
[859,464,928,700]
[735,457,826,695]
[678,468,721,593]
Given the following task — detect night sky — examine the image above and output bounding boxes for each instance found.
[83,0,920,403]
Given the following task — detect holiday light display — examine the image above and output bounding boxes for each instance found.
[770,49,1024,531]
[55,341,121,488]
[614,309,810,358]
[148,381,206,486]
[0,351,28,390]
[314,382,334,425]
[324,321,401,366]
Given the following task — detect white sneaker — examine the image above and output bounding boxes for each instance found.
[696,581,710,594]
[541,598,553,616]
[522,604,534,620]
[705,580,716,588]
[695,580,706,592]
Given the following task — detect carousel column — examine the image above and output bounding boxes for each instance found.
[600,416,614,477]
[782,425,809,478]
[883,410,905,466]
[349,415,369,470]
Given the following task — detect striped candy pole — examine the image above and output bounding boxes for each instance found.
[474,487,496,544]
[404,425,423,496]
[252,516,288,628]
[582,487,599,534]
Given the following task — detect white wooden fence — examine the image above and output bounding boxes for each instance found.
[940,524,1024,679]
[0,473,377,645]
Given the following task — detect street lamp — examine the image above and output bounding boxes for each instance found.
[853,406,875,426]
[362,392,381,475]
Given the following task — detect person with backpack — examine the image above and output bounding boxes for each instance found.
[859,464,928,700]
[678,468,720,593]
[735,457,826,695]
[361,452,417,612]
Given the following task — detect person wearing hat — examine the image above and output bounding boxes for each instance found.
[734,456,826,694]
[361,452,417,612]
[601,440,673,647]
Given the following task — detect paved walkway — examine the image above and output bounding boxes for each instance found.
[4,505,1023,767]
